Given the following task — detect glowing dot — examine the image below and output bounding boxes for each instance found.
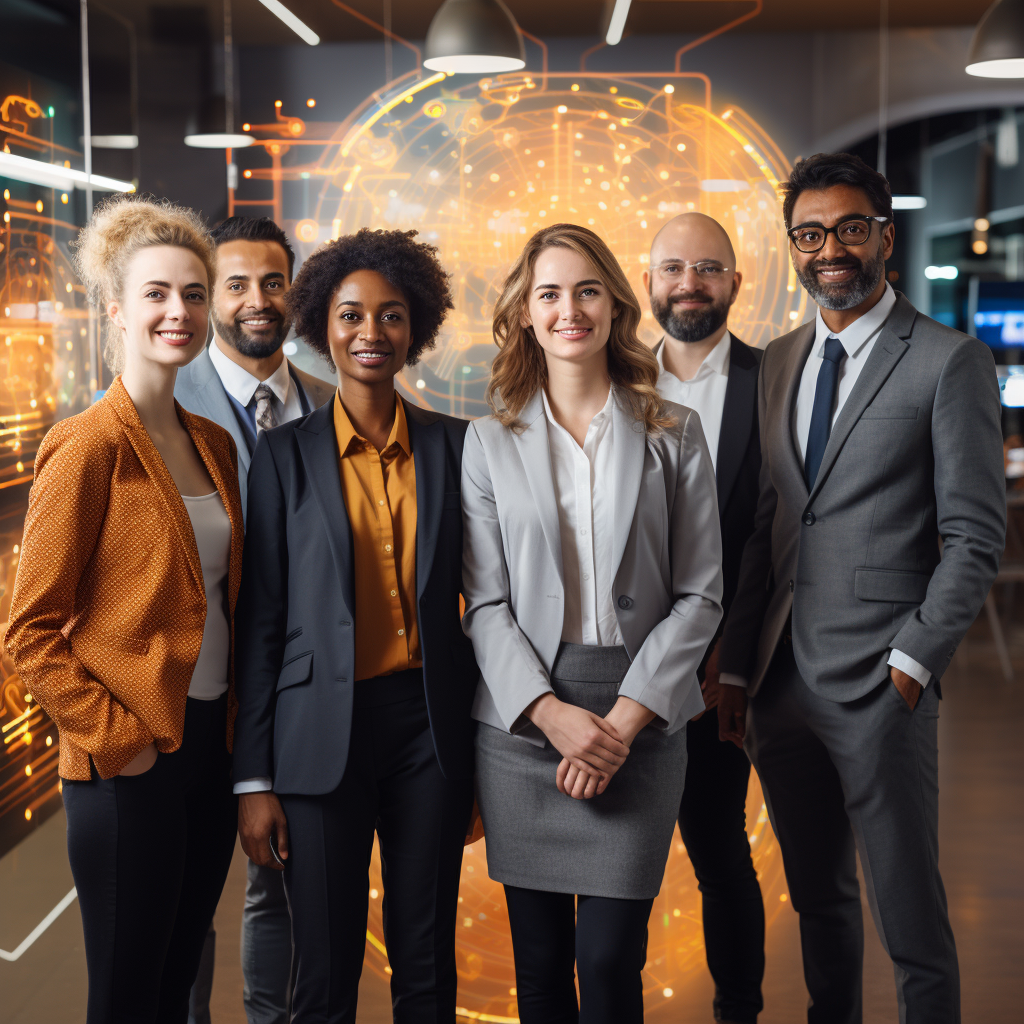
[429,169,440,180]
[370,888,379,899]
[416,379,426,390]
[384,965,393,975]
[659,171,670,181]
[493,240,501,247]
[609,123,616,131]
[463,917,473,928]
[306,98,316,108]
[676,143,686,152]
[25,766,31,776]
[641,220,647,228]
[537,160,545,167]
[722,109,733,119]
[600,181,611,191]
[46,735,52,746]
[35,200,43,212]
[2,189,7,199]
[508,189,515,197]
[490,173,500,182]
[550,195,559,203]
[789,311,799,320]
[463,164,473,174]
[664,84,675,94]
[275,100,282,108]
[4,213,9,223]
[242,123,251,131]
[510,987,517,995]
[13,544,19,553]
[61,193,69,204]
[663,988,674,998]
[65,282,72,293]
[587,218,595,225]
[24,733,31,743]
[618,143,625,150]
[16,461,23,472]
[975,217,990,232]
[972,239,988,255]
[672,908,681,917]
[557,105,567,113]
[24,809,31,820]
[780,893,788,901]
[388,189,398,197]
[609,86,618,94]
[571,84,579,91]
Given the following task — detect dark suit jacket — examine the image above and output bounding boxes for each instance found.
[655,333,762,622]
[232,396,478,794]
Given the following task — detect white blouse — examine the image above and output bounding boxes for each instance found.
[541,388,624,647]
[182,491,232,700]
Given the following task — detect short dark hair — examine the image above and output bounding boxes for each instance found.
[781,153,893,228]
[288,228,454,369]
[211,216,296,279]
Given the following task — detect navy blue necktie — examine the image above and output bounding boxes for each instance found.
[804,336,845,490]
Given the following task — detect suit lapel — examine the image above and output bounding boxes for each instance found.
[806,324,910,505]
[780,323,816,498]
[610,392,646,578]
[107,378,205,595]
[295,402,356,617]
[189,350,252,475]
[715,334,757,514]
[511,392,564,585]
[405,399,445,602]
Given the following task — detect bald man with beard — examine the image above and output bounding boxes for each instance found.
[644,214,765,1024]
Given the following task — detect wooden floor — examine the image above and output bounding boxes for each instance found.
[3,619,1022,1023]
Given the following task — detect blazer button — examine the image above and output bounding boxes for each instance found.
[802,511,816,526]
[789,580,794,592]
[618,595,633,610]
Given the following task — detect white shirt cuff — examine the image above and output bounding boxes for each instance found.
[233,777,273,794]
[887,650,932,688]
[719,673,748,689]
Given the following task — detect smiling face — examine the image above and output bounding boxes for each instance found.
[327,269,412,386]
[789,184,894,312]
[107,244,209,372]
[524,245,618,370]
[211,238,292,358]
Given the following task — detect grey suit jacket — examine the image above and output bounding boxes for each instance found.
[461,389,724,744]
[174,345,336,518]
[719,293,1006,699]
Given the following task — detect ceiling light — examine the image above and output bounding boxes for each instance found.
[966,0,1024,77]
[0,151,134,192]
[424,0,525,74]
[925,265,958,280]
[891,195,927,209]
[606,0,633,45]
[84,135,139,149]
[184,133,255,149]
[256,0,320,45]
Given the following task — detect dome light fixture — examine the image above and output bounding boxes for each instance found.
[424,0,526,74]
[966,0,1024,78]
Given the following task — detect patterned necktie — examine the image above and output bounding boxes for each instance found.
[253,383,277,433]
[804,335,845,490]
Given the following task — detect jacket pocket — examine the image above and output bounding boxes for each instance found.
[860,405,919,420]
[854,568,930,604]
[276,650,313,692]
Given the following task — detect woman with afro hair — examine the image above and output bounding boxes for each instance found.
[231,228,479,1022]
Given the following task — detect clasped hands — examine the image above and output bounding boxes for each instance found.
[526,693,655,802]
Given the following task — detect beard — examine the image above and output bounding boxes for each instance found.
[797,247,886,311]
[211,308,291,359]
[650,289,731,343]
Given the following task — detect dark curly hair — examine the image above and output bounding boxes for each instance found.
[288,228,454,369]
[781,152,893,228]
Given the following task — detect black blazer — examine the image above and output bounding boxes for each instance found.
[232,396,478,794]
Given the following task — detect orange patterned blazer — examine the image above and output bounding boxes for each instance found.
[4,376,245,780]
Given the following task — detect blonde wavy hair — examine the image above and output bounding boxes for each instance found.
[71,194,216,374]
[488,223,672,434]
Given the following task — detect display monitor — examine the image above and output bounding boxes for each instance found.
[973,281,1024,348]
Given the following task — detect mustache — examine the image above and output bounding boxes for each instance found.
[668,290,714,304]
[807,257,861,273]
[235,310,283,324]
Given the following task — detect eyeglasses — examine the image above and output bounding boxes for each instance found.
[787,216,891,253]
[651,260,733,280]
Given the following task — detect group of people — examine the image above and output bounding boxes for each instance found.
[3,149,1005,1024]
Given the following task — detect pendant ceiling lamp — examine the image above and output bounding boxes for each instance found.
[966,0,1024,78]
[424,0,526,74]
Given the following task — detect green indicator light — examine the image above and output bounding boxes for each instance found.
[47,106,54,117]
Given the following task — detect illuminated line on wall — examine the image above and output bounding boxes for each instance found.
[606,0,633,45]
[340,73,447,158]
[256,0,320,46]
[455,1010,520,1023]
[0,151,134,193]
[0,888,77,962]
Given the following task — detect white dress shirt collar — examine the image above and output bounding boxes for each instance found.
[813,283,897,358]
[209,339,292,408]
[656,329,731,383]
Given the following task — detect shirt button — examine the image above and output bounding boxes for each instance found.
[398,628,405,636]
[385,543,392,552]
[378,499,385,506]
[583,573,590,581]
[580,528,587,535]
[390,589,397,597]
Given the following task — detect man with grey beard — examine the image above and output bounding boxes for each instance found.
[644,213,766,1024]
[718,153,1005,1023]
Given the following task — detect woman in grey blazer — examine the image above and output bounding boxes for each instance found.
[461,223,724,1024]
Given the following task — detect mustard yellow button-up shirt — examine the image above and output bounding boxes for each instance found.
[334,393,421,681]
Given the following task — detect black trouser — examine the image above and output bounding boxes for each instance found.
[679,709,765,1023]
[503,884,654,1024]
[280,670,473,1024]
[62,695,237,1024]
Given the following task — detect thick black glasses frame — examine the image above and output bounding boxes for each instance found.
[787,216,891,253]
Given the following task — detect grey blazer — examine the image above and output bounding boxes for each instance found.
[719,292,1006,699]
[461,389,724,744]
[174,345,336,517]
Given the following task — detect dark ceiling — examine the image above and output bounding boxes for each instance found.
[85,0,997,46]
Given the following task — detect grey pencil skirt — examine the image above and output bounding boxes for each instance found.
[475,642,689,900]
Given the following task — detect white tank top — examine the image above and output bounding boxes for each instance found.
[181,491,232,700]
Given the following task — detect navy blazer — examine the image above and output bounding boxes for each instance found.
[232,397,478,793]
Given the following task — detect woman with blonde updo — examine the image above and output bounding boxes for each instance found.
[4,195,244,1023]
